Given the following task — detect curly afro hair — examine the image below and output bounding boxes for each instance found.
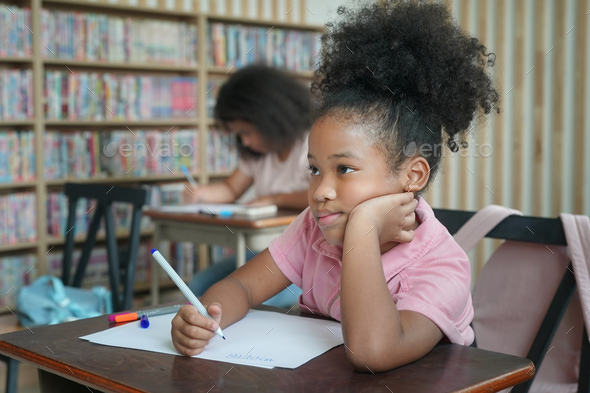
[215,65,311,160]
[311,0,499,189]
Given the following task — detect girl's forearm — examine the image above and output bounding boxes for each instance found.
[200,277,252,328]
[340,226,406,371]
[200,181,241,203]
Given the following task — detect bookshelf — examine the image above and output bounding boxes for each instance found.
[0,0,323,311]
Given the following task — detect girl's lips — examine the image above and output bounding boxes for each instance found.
[318,212,342,227]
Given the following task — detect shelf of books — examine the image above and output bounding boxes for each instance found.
[0,0,323,312]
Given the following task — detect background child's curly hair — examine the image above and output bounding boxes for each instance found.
[216,65,311,160]
[311,0,500,189]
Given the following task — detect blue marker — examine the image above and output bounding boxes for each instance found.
[140,314,149,328]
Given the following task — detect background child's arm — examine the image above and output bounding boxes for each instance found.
[340,193,443,372]
[171,249,292,356]
[183,167,253,203]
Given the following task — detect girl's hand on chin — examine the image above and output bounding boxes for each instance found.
[347,192,418,244]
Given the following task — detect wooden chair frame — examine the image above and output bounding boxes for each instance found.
[433,208,589,393]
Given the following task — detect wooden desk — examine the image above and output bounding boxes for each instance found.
[0,309,534,393]
[144,209,300,304]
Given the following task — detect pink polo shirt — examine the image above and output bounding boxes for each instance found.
[268,197,474,345]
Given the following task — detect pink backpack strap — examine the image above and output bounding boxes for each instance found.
[453,205,523,253]
[559,213,590,343]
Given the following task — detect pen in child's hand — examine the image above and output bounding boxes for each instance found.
[150,248,225,340]
[181,164,199,188]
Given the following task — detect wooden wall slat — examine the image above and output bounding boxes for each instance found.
[551,1,565,216]
[532,0,545,216]
[573,0,587,214]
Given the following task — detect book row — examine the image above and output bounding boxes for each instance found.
[0,192,37,246]
[0,4,32,58]
[0,68,34,120]
[46,191,156,238]
[45,71,197,120]
[208,23,321,72]
[207,128,238,173]
[46,240,196,293]
[0,254,36,309]
[0,130,35,183]
[0,127,237,184]
[43,129,199,180]
[41,9,197,66]
[46,182,188,238]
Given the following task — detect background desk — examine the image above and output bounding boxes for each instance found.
[143,209,300,305]
[0,308,534,393]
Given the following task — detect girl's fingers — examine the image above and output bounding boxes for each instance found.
[399,230,415,243]
[404,213,416,228]
[173,330,211,350]
[174,318,216,341]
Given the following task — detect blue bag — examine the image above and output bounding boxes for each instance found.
[17,275,112,326]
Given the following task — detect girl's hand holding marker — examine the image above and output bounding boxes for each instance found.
[150,248,225,358]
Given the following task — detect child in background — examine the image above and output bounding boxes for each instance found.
[184,65,311,306]
[172,0,499,372]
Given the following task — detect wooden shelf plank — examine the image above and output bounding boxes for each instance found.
[45,174,193,186]
[206,14,325,31]
[0,241,38,253]
[43,59,197,72]
[0,181,37,189]
[0,120,35,126]
[42,0,199,17]
[44,119,198,126]
[0,57,33,63]
[46,228,154,247]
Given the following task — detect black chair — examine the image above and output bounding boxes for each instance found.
[0,353,18,393]
[433,208,589,393]
[62,183,150,312]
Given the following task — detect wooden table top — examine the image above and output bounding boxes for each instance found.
[144,208,301,229]
[0,309,534,393]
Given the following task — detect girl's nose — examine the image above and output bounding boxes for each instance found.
[313,178,336,201]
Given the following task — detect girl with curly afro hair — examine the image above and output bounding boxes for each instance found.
[171,0,499,372]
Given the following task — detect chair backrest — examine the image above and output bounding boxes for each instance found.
[62,183,150,312]
[432,208,588,393]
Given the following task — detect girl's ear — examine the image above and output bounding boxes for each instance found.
[403,157,430,193]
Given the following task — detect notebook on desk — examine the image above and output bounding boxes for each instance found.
[159,203,278,218]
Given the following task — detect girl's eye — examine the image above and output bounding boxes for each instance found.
[337,166,353,175]
[307,165,319,176]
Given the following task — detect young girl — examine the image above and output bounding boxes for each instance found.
[184,65,311,305]
[172,0,499,372]
[183,64,311,210]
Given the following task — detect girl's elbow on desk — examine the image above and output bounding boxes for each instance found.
[344,327,441,372]
[345,344,410,373]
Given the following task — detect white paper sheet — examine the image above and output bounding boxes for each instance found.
[81,310,344,369]
[158,203,278,217]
